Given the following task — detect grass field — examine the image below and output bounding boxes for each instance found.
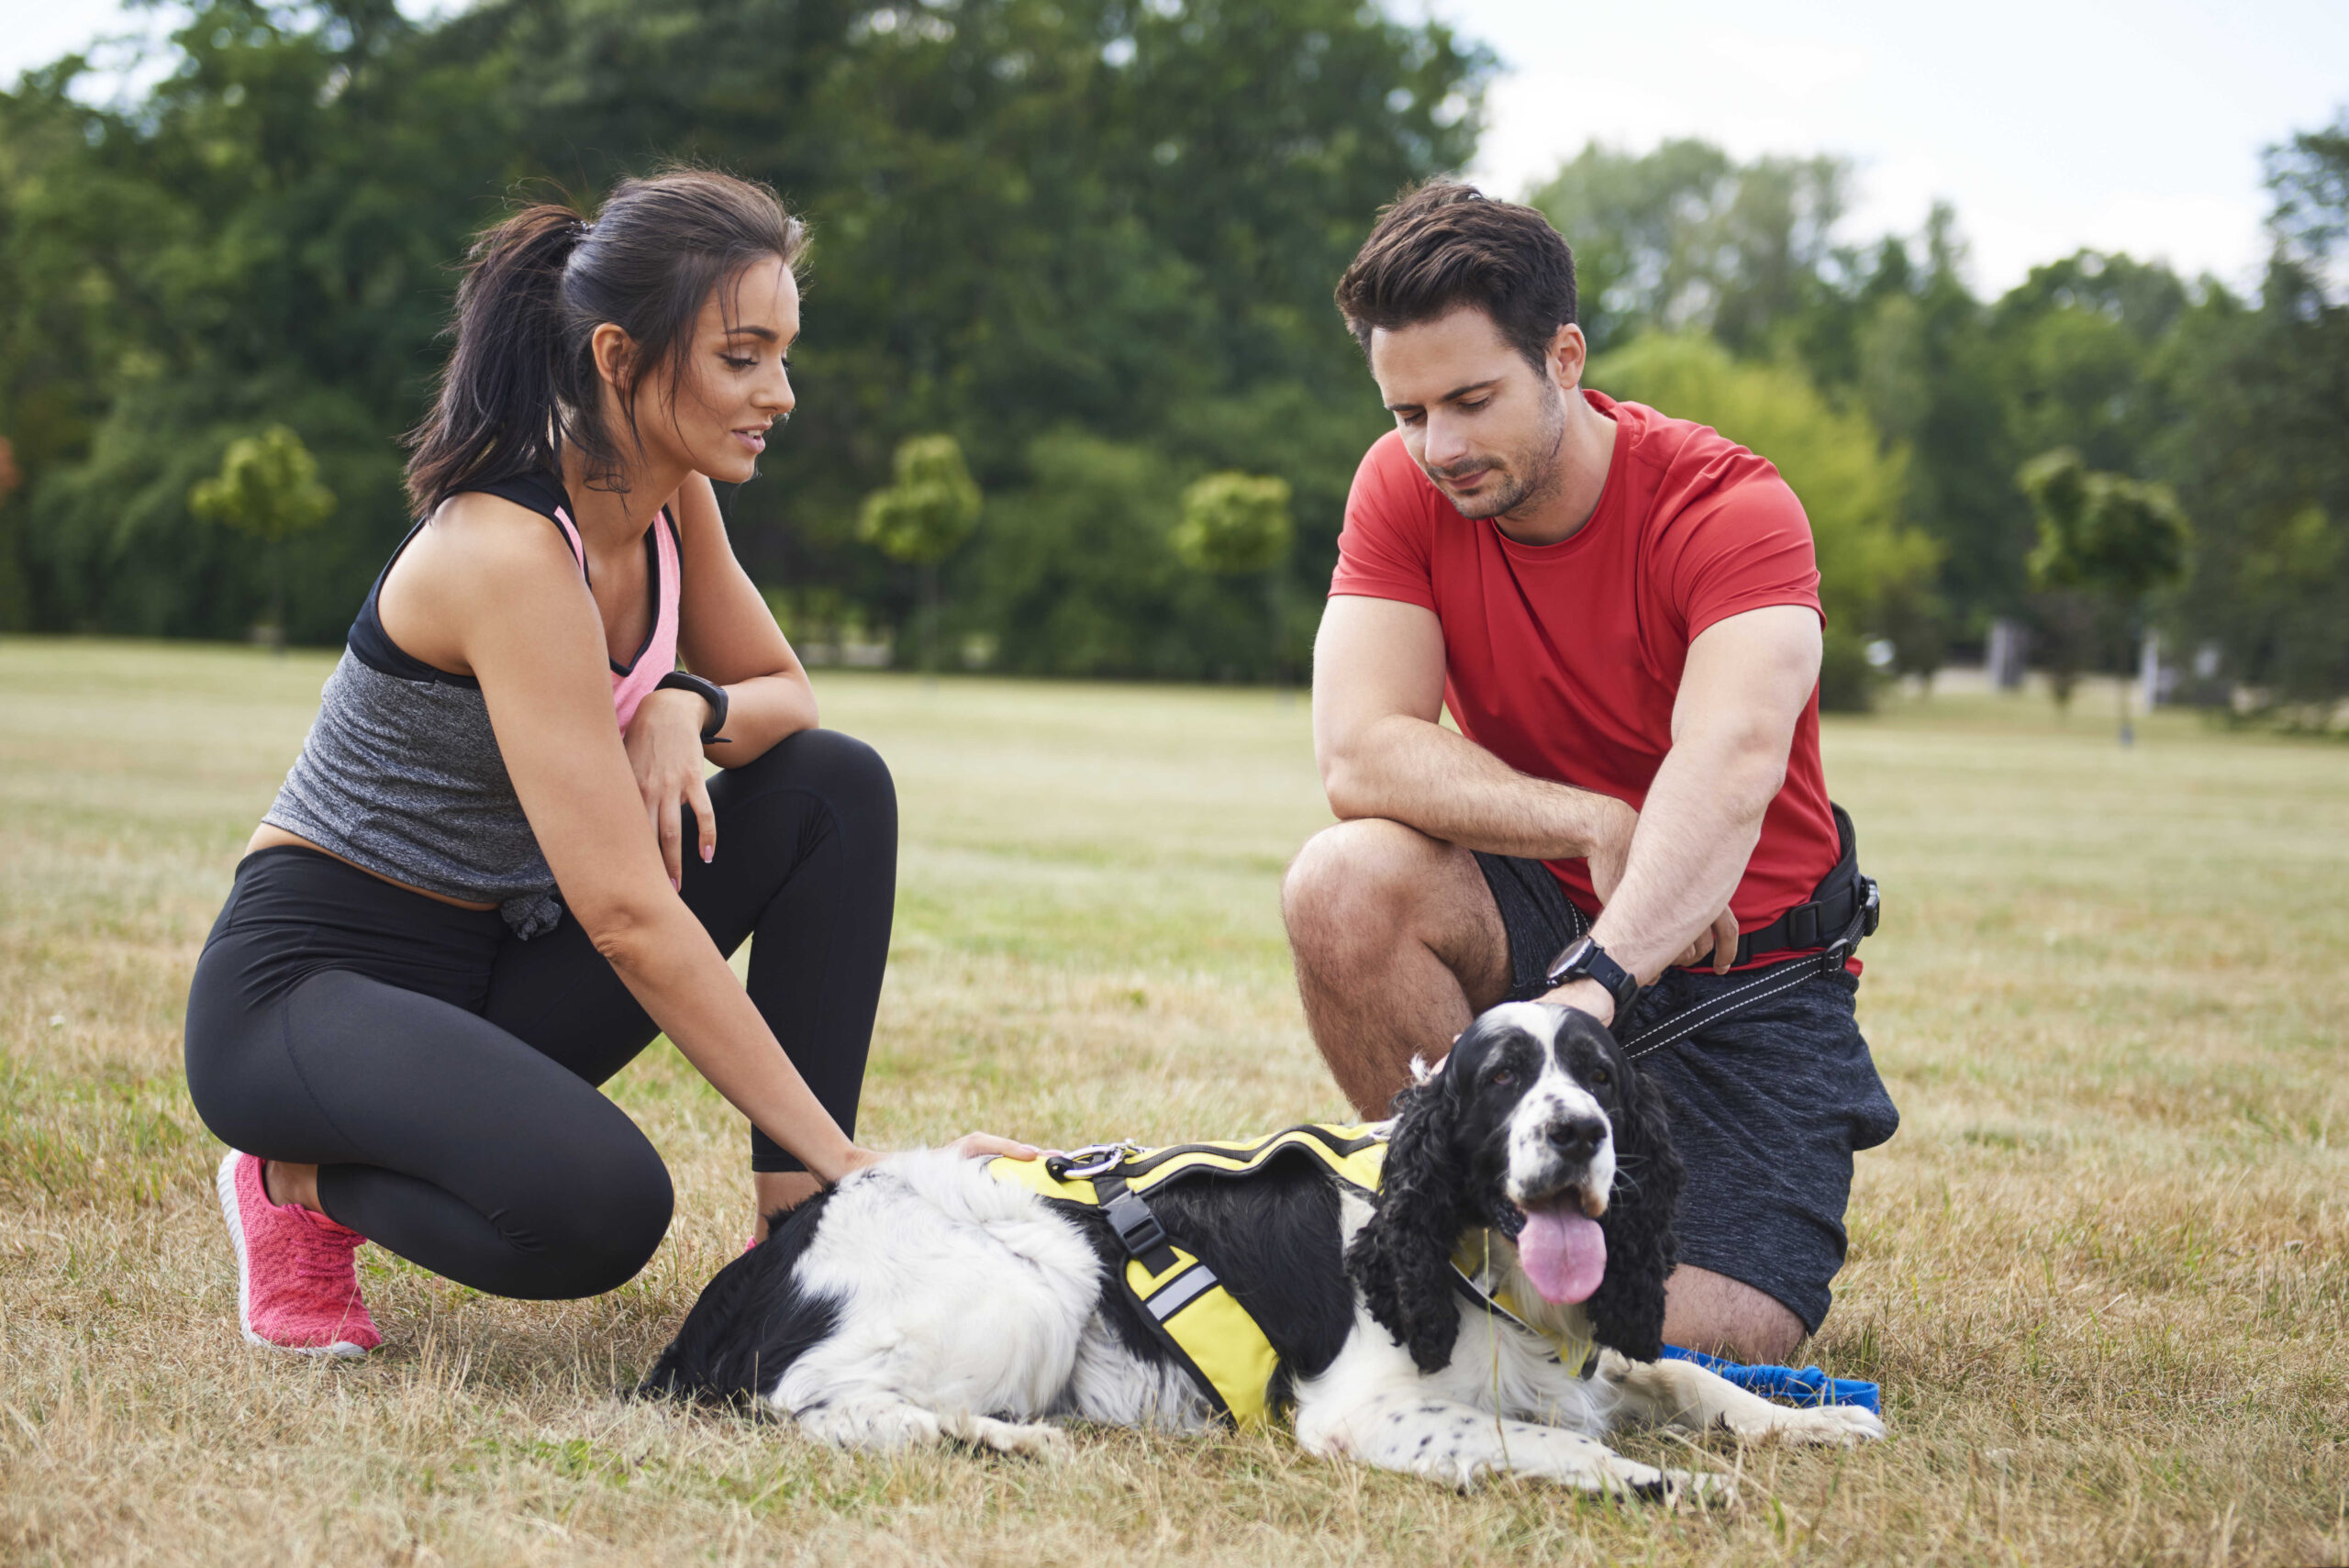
[1,637,2343,1566]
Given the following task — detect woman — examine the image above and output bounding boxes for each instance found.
[184,168,1031,1356]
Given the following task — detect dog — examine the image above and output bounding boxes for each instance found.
[641,1002,1884,1498]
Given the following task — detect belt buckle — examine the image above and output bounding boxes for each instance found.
[1827,878,1881,962]
[1045,1140,1141,1181]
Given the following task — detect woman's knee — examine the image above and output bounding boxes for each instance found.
[525,1140,674,1297]
[716,728,896,837]
[734,726,891,797]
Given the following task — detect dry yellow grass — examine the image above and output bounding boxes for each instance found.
[1,637,2343,1566]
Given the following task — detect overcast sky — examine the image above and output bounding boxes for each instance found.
[8,0,2344,296]
[1428,0,2348,295]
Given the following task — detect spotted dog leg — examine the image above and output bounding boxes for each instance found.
[788,1396,1069,1459]
[1297,1390,1726,1503]
[1603,1352,1886,1445]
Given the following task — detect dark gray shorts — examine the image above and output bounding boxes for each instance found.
[1475,852,1900,1334]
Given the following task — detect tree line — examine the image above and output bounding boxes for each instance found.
[1,0,2343,717]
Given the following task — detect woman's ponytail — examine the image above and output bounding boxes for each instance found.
[405,204,589,514]
[406,170,807,516]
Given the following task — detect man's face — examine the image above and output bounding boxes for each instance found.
[1368,308,1574,521]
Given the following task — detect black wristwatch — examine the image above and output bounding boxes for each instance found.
[1544,935,1641,1018]
[655,670,730,744]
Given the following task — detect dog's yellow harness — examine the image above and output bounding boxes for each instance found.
[987,1123,1595,1429]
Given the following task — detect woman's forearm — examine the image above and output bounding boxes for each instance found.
[596,900,857,1177]
[706,671,818,766]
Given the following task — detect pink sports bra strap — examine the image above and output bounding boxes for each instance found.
[549,507,587,573]
[610,512,682,732]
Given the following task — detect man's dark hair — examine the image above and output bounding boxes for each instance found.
[1333,182,1577,372]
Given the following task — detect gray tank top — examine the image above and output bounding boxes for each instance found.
[265,473,677,938]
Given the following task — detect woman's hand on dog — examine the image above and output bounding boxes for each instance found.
[827,1133,1041,1184]
[624,685,719,888]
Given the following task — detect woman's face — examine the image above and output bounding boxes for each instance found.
[634,256,800,485]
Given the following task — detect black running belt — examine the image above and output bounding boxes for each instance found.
[1730,803,1868,966]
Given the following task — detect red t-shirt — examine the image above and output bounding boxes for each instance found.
[1329,391,1840,948]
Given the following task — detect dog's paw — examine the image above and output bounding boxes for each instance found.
[1664,1467,1738,1510]
[1588,1456,1733,1509]
[944,1412,1071,1462]
[1721,1400,1884,1446]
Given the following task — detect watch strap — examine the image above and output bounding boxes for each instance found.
[654,670,729,743]
[1544,935,1640,1016]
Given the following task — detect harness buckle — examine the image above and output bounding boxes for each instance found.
[1826,876,1881,963]
[1102,1190,1171,1261]
[1045,1140,1142,1182]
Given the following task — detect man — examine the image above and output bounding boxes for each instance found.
[1284,183,1898,1362]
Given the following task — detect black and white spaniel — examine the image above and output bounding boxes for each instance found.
[642,1003,1883,1497]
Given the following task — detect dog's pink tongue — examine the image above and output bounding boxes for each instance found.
[1517,1200,1606,1304]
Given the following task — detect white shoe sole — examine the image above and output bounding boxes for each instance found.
[215,1149,368,1360]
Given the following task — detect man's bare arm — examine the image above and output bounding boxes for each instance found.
[1547,604,1823,1021]
[1312,595,1635,886]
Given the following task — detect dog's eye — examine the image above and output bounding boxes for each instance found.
[1490,1069,1517,1087]
[1590,1068,1609,1086]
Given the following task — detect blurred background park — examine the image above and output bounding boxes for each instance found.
[0,0,2343,725]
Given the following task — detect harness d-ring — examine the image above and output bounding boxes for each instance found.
[1044,1140,1143,1182]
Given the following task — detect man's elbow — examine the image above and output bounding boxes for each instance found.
[1727,733,1792,817]
[1319,752,1381,821]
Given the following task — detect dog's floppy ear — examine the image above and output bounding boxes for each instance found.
[1583,1040,1684,1362]
[1347,1051,1472,1374]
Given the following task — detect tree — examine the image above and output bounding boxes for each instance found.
[186,424,335,651]
[1,0,1483,664]
[0,436,20,626]
[1173,471,1294,685]
[857,434,982,674]
[2156,117,2349,722]
[2019,447,2191,739]
[1528,140,1848,355]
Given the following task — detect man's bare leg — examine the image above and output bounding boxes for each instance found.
[1662,1265,1806,1364]
[1281,817,1514,1118]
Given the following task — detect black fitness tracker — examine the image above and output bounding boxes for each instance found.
[1543,934,1641,1018]
[654,670,730,744]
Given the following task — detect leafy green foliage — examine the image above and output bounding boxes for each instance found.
[1171,472,1291,577]
[0,0,1485,663]
[857,435,981,568]
[1529,140,1847,355]
[3,12,2340,710]
[2019,449,2190,602]
[2018,448,2190,721]
[187,424,335,546]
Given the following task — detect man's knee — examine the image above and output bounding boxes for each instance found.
[1282,818,1445,946]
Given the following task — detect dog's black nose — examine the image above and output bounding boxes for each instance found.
[1546,1117,1607,1162]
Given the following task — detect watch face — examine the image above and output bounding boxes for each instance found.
[1547,937,1595,984]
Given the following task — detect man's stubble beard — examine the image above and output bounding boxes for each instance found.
[1438,380,1571,524]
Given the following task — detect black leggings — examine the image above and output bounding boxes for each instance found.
[183,728,896,1300]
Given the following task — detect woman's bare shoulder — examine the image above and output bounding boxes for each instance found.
[378,489,593,673]
[397,490,585,601]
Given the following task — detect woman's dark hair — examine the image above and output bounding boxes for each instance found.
[1333,182,1577,372]
[405,167,807,513]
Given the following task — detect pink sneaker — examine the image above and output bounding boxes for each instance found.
[214,1151,382,1358]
